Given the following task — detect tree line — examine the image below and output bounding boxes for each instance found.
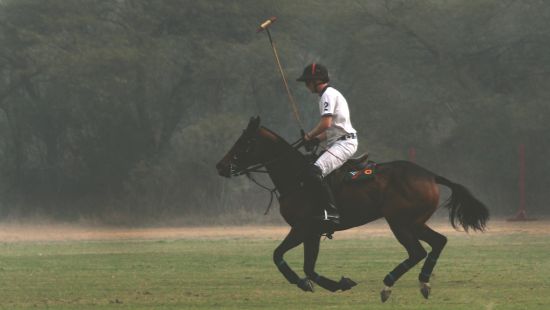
[1,0,548,223]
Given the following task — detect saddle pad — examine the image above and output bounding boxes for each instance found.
[345,162,377,182]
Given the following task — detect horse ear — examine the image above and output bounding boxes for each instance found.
[247,116,260,131]
[246,116,255,130]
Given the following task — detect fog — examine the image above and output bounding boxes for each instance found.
[0,1,548,225]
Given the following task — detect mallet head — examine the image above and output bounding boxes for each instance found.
[257,16,277,32]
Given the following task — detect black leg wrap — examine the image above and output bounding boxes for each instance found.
[383,272,397,287]
[384,256,422,287]
[276,260,300,284]
[311,273,340,292]
[419,252,439,283]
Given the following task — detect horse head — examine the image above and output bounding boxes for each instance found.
[216,116,264,178]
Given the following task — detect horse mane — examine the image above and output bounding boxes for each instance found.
[259,126,294,147]
[258,126,305,159]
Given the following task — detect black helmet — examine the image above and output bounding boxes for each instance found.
[296,63,329,83]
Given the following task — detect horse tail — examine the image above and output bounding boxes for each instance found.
[435,175,489,232]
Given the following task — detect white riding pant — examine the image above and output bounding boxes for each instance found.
[314,139,358,178]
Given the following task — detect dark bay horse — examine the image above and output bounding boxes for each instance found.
[216,116,489,302]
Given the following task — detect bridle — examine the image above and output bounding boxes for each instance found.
[227,131,307,214]
[229,132,305,177]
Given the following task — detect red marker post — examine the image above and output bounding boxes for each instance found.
[508,144,536,221]
[408,147,416,163]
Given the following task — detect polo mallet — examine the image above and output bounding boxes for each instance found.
[257,17,305,133]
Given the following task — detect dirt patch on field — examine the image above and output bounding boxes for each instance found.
[0,219,548,243]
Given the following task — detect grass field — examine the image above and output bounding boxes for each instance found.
[0,221,549,309]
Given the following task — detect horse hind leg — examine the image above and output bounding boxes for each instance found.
[381,222,427,302]
[416,224,448,299]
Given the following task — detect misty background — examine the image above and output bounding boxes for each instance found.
[0,0,548,225]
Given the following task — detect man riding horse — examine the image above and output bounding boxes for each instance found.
[298,63,358,231]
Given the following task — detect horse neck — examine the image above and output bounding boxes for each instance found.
[259,139,306,195]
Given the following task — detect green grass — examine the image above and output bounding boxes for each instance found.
[0,233,549,309]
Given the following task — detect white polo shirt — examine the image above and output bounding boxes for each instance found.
[318,86,357,145]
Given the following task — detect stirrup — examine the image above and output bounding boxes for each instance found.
[318,212,337,240]
[321,232,334,240]
[319,210,340,224]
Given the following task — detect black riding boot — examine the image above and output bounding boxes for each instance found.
[307,165,340,226]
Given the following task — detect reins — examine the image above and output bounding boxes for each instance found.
[246,172,279,215]
[238,137,306,215]
[233,137,305,176]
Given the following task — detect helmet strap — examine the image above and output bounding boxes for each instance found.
[315,82,328,93]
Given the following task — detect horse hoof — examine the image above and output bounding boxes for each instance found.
[380,286,392,302]
[297,278,314,292]
[339,277,358,291]
[420,282,431,299]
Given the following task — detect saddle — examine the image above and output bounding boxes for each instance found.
[322,152,377,183]
[305,152,377,187]
[342,153,377,182]
[342,152,370,171]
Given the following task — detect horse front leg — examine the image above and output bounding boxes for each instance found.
[303,232,358,292]
[273,228,312,291]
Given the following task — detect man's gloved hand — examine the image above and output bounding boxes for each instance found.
[304,136,320,152]
[301,130,319,152]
